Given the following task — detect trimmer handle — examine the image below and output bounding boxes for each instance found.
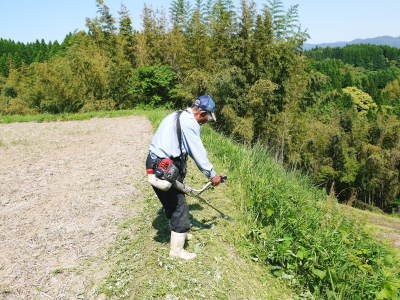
[175,175,228,197]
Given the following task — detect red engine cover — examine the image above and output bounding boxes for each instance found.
[157,158,173,171]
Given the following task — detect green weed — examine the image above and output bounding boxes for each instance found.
[0,289,12,296]
[51,268,63,274]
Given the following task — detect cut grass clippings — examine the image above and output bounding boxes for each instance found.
[97,170,292,299]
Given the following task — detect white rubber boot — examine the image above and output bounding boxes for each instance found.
[169,231,197,260]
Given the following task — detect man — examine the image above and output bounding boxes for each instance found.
[146,95,224,260]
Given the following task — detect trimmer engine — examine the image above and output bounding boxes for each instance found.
[155,158,180,182]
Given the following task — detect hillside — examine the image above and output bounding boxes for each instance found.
[1,110,399,298]
[304,35,400,50]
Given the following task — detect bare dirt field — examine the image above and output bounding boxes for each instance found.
[344,206,400,249]
[0,116,152,299]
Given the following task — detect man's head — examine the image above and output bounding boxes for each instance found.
[191,95,216,125]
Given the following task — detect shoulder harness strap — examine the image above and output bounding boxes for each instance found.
[176,110,185,159]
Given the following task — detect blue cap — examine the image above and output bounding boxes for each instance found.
[193,95,216,121]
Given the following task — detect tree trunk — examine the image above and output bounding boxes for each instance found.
[346,188,357,206]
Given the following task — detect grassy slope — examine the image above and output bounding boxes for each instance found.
[201,124,400,298]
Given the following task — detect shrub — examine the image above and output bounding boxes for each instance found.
[0,95,37,115]
[129,65,183,106]
[79,98,116,112]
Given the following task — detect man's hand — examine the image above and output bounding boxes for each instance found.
[211,174,226,186]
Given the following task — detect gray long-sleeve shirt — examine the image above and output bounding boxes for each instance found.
[149,108,216,179]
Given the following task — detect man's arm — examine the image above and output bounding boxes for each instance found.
[183,125,217,179]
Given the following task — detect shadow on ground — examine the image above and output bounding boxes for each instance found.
[152,203,218,243]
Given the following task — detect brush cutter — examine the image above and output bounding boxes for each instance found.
[173,176,234,222]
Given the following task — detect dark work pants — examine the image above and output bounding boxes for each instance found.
[146,153,190,233]
[152,186,191,233]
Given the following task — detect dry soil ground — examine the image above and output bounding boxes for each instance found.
[0,116,152,299]
[350,207,400,249]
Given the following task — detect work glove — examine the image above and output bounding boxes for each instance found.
[211,174,226,186]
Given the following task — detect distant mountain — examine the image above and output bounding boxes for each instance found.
[304,35,400,50]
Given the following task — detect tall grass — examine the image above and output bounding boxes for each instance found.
[201,126,399,299]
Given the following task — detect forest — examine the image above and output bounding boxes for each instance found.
[0,0,399,213]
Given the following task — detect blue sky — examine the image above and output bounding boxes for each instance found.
[0,0,399,44]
